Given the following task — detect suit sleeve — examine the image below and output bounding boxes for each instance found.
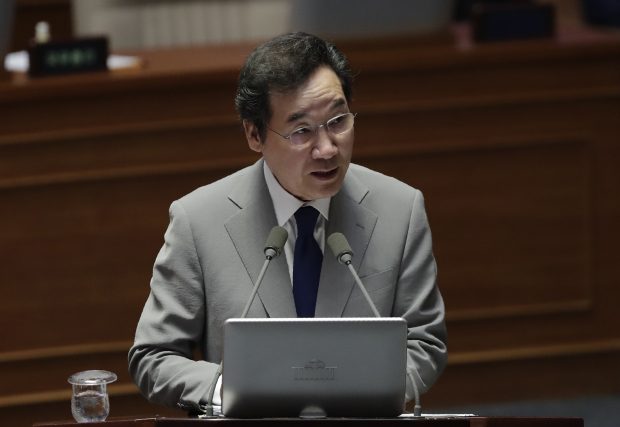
[396,189,447,401]
[128,200,218,411]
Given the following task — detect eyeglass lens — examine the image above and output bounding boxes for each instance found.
[291,113,355,145]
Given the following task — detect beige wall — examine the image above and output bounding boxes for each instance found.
[72,0,292,49]
[71,0,455,50]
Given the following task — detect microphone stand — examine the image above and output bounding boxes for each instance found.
[343,261,380,318]
[341,254,422,415]
[203,254,275,416]
[327,232,423,417]
[240,251,277,318]
[203,228,287,417]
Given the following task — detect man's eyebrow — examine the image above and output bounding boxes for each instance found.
[285,98,347,124]
[286,111,306,124]
[331,98,347,109]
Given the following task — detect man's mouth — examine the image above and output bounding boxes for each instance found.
[311,168,338,180]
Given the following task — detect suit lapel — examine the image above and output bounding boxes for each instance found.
[225,162,377,318]
[224,160,297,318]
[314,171,378,317]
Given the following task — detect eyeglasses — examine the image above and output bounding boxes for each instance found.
[268,112,356,146]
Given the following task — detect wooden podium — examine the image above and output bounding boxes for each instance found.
[34,416,584,427]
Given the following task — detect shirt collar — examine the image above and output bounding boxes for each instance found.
[263,162,330,226]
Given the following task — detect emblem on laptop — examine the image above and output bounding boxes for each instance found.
[292,359,336,381]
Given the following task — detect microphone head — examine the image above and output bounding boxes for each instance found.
[327,232,353,264]
[264,226,288,259]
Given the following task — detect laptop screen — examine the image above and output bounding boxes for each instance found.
[221,317,407,418]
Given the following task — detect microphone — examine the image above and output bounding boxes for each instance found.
[326,232,380,318]
[326,232,422,417]
[240,226,288,318]
[203,226,288,416]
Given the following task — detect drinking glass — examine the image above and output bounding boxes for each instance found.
[68,370,117,423]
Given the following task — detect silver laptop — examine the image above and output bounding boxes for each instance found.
[221,317,407,418]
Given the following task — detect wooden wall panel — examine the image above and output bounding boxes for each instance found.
[359,139,592,319]
[0,169,251,351]
[1,33,619,426]
[427,348,620,406]
[0,345,130,396]
[0,121,251,188]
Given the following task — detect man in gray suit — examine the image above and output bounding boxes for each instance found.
[129,32,447,414]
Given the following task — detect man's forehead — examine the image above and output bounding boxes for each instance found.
[270,93,347,123]
[284,98,346,123]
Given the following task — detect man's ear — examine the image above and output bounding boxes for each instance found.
[243,120,263,153]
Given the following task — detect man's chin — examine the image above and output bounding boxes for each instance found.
[308,179,344,200]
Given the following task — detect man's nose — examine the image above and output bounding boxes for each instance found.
[312,127,338,159]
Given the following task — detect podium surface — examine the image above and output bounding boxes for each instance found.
[34,415,584,427]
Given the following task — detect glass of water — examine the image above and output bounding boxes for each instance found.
[68,370,117,423]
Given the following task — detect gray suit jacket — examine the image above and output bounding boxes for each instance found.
[129,160,447,410]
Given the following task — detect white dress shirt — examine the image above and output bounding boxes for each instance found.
[262,162,331,283]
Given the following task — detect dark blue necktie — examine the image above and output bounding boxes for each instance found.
[293,206,323,317]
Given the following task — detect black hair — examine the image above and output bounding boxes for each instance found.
[235,32,353,140]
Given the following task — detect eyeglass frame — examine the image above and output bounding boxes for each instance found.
[267,112,357,146]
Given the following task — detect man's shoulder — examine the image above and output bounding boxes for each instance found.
[347,163,420,197]
[175,161,259,211]
[344,164,427,226]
